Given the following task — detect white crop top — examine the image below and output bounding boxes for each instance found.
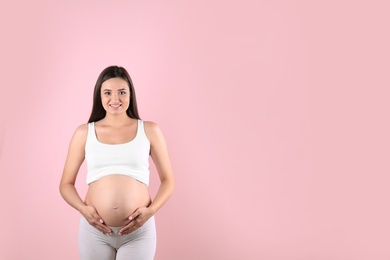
[85,119,150,185]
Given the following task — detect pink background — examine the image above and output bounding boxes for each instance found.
[1,1,389,259]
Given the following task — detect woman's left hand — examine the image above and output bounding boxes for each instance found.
[118,207,154,235]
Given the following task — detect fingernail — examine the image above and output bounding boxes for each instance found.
[99,219,103,223]
[129,217,132,220]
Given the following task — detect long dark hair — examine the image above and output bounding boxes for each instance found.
[88,66,141,123]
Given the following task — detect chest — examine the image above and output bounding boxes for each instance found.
[95,125,138,145]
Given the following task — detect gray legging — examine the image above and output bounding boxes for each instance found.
[78,216,156,260]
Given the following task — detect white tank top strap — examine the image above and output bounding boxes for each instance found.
[137,119,141,138]
[87,122,96,142]
[138,119,147,139]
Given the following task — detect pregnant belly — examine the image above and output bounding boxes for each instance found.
[84,174,151,227]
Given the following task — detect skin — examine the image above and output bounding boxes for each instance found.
[60,77,174,236]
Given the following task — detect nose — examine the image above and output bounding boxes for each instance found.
[111,93,120,102]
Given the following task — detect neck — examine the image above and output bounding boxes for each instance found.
[102,114,134,127]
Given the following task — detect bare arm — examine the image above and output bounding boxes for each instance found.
[59,124,112,234]
[147,121,175,214]
[59,125,87,211]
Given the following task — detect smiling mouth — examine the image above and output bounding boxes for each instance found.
[109,104,122,108]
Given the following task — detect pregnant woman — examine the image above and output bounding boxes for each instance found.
[60,65,174,260]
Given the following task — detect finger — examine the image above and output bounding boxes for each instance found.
[91,212,104,224]
[118,222,138,235]
[128,219,144,232]
[118,225,130,235]
[91,213,105,226]
[97,222,112,234]
[128,210,141,221]
[90,216,112,234]
[99,224,113,234]
[95,224,109,234]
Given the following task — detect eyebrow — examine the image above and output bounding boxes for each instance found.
[102,88,128,91]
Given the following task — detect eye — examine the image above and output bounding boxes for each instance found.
[104,91,111,95]
[119,91,127,95]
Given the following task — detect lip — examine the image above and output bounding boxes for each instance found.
[109,104,122,108]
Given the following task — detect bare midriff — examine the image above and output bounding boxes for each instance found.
[85,174,151,227]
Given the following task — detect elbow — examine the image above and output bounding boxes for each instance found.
[161,176,175,196]
[168,177,175,196]
[59,182,65,198]
[59,181,74,199]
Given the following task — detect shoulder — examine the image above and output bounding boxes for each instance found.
[75,123,89,135]
[71,123,89,143]
[143,120,164,142]
[143,120,159,131]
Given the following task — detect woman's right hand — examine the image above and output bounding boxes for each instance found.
[80,205,112,235]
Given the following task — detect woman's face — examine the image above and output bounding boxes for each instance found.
[100,77,130,116]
